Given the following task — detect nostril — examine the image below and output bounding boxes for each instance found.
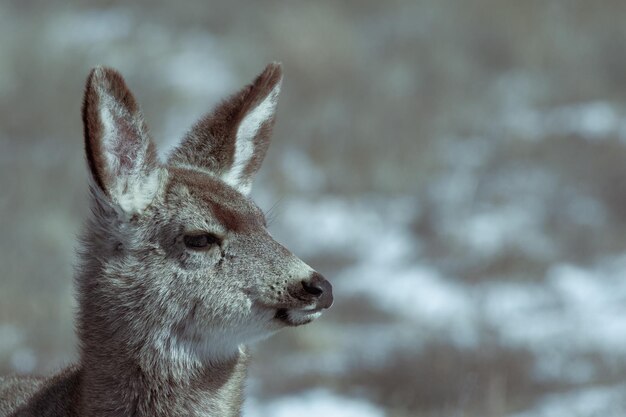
[301,273,333,308]
[301,279,324,297]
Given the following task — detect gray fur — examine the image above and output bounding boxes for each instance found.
[0,64,333,417]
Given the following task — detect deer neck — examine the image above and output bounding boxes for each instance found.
[78,341,248,417]
[76,269,248,416]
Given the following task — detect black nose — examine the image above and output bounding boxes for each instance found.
[301,272,333,309]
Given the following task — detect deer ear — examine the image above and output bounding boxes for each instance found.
[168,63,282,195]
[82,67,162,214]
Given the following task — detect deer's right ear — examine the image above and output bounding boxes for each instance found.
[82,67,162,214]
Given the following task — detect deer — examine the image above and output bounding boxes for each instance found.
[0,63,333,417]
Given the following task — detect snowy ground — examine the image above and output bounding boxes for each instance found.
[249,103,626,414]
[245,389,385,417]
[248,188,626,415]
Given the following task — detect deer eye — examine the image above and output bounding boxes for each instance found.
[184,233,222,250]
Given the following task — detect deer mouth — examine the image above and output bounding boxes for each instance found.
[274,306,324,326]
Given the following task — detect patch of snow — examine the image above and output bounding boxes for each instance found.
[547,263,626,353]
[339,263,477,347]
[275,195,419,263]
[482,258,626,359]
[500,97,626,144]
[245,389,385,417]
[455,205,554,260]
[510,384,626,417]
[270,190,626,394]
[545,101,619,141]
[482,282,566,347]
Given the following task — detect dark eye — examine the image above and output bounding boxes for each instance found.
[184,233,221,250]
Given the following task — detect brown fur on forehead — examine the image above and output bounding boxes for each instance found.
[167,167,265,232]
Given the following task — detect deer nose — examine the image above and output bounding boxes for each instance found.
[301,272,333,309]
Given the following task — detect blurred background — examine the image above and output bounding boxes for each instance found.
[2,0,626,416]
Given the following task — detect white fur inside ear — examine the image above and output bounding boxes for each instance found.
[114,168,164,215]
[97,85,161,214]
[222,81,281,194]
[99,99,123,176]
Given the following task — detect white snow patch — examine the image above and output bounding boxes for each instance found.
[275,196,418,263]
[456,205,554,259]
[339,263,477,346]
[270,191,626,390]
[482,282,564,347]
[245,390,385,417]
[510,384,626,417]
[544,101,619,141]
[547,263,626,353]
[500,95,626,145]
[482,258,626,358]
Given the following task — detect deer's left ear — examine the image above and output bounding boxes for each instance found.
[168,63,282,195]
